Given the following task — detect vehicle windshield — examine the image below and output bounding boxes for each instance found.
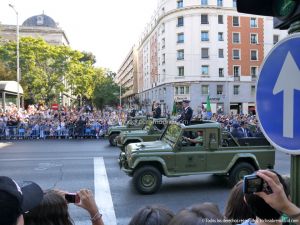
[162,124,181,146]
[143,120,153,131]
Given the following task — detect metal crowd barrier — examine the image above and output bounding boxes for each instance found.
[0,125,108,140]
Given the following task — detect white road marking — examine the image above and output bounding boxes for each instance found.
[94,157,117,225]
[0,157,94,162]
[0,142,13,148]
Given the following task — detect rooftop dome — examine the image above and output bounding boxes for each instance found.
[22,14,57,28]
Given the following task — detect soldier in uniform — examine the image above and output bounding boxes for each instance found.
[177,100,193,125]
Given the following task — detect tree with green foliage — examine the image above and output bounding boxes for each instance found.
[92,69,127,109]
[0,60,15,80]
[0,37,96,104]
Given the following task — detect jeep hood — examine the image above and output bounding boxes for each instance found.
[121,130,148,137]
[126,141,172,153]
[109,126,127,131]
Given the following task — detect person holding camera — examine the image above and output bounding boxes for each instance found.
[240,170,300,225]
[24,189,104,225]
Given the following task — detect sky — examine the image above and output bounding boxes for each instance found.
[0,0,159,72]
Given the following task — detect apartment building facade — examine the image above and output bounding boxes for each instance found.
[115,46,139,107]
[120,0,287,115]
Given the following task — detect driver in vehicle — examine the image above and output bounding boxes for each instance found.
[183,130,204,146]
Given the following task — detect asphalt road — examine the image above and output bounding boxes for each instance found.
[0,139,291,225]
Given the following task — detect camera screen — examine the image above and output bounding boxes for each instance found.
[244,176,263,193]
[65,193,79,203]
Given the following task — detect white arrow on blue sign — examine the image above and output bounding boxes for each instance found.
[257,34,300,154]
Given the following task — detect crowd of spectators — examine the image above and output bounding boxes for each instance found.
[0,102,264,140]
[208,113,263,138]
[0,104,129,140]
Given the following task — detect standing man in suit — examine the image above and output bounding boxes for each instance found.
[239,121,253,137]
[152,102,161,119]
[177,100,193,125]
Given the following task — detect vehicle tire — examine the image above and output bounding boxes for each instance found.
[109,133,119,146]
[228,162,255,187]
[133,166,162,194]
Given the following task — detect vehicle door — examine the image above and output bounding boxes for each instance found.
[204,128,232,171]
[175,129,206,173]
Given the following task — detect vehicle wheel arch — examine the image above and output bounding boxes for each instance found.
[228,157,258,187]
[134,160,166,176]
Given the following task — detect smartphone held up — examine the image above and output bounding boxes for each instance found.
[65,193,80,203]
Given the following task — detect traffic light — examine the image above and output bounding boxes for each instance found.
[237,0,300,30]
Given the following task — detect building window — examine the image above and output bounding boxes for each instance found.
[217,0,223,6]
[201,0,208,5]
[233,16,239,26]
[177,33,184,43]
[218,49,224,58]
[201,48,209,59]
[273,35,279,45]
[161,23,165,33]
[251,67,257,78]
[180,86,185,94]
[202,85,209,95]
[178,66,184,76]
[175,86,189,95]
[162,53,165,64]
[175,87,178,95]
[250,18,258,28]
[186,86,190,94]
[250,33,258,44]
[177,0,183,8]
[233,33,240,43]
[233,0,237,7]
[37,16,44,25]
[233,49,240,60]
[177,49,184,60]
[218,15,223,24]
[251,85,256,95]
[233,66,240,77]
[201,14,209,24]
[219,68,224,77]
[218,32,224,41]
[251,50,258,60]
[201,65,209,75]
[162,38,165,48]
[233,85,239,95]
[201,31,209,41]
[177,17,184,27]
[217,85,223,95]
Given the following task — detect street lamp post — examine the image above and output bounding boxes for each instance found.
[9,4,20,110]
[119,84,122,108]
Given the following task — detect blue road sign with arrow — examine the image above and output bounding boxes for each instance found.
[257,34,300,154]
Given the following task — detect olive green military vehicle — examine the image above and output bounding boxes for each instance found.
[106,116,147,146]
[119,121,275,194]
[116,118,168,151]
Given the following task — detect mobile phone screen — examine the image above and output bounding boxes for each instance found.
[65,193,79,203]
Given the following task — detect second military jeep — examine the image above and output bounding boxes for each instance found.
[119,121,275,194]
[106,116,148,146]
[116,118,168,151]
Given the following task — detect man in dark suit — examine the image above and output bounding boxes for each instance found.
[239,121,253,138]
[152,102,161,118]
[177,100,193,125]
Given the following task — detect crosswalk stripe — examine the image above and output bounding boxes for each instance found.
[94,157,117,225]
